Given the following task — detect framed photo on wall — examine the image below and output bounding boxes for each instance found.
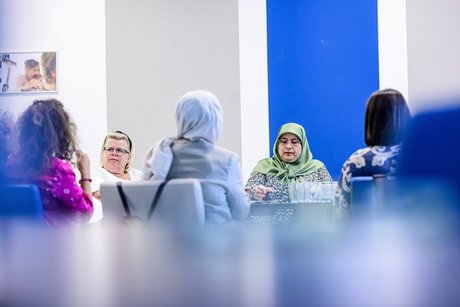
[0,51,57,94]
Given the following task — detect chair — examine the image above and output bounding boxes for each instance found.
[100,179,205,231]
[350,175,393,216]
[398,106,460,206]
[0,184,44,219]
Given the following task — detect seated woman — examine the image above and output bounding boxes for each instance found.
[336,88,411,216]
[246,122,332,203]
[7,99,93,227]
[91,131,142,200]
[142,90,250,225]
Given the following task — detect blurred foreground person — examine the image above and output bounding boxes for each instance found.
[398,104,460,226]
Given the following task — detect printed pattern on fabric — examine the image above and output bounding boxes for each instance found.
[335,145,401,217]
[246,166,333,203]
[37,158,93,227]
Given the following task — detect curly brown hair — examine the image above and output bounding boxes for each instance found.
[17,99,78,174]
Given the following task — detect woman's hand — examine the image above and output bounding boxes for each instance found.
[75,150,92,195]
[256,185,275,201]
[75,150,91,179]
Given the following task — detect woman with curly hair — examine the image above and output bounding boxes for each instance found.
[8,99,93,226]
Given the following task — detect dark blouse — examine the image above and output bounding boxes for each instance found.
[336,145,401,217]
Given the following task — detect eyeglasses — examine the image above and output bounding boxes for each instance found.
[103,147,130,155]
[278,138,301,146]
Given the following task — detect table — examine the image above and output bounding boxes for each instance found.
[248,201,334,225]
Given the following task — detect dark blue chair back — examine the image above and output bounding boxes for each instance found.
[0,184,44,219]
[399,106,460,197]
[398,105,460,219]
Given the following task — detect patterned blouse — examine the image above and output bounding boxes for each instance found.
[245,166,333,203]
[35,157,93,227]
[336,145,400,216]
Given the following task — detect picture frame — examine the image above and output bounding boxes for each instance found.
[0,51,57,94]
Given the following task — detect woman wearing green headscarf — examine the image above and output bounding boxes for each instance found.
[246,122,332,203]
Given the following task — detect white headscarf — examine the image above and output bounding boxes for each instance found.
[142,90,223,180]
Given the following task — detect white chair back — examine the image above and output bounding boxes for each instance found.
[100,179,205,231]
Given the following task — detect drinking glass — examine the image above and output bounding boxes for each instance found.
[290,182,305,203]
[319,182,337,203]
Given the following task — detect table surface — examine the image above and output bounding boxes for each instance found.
[250,200,333,207]
[248,200,334,225]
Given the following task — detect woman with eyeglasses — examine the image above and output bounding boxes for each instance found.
[245,122,332,203]
[7,99,93,227]
[90,131,142,201]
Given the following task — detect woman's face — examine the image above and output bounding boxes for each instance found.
[101,138,130,175]
[277,133,302,163]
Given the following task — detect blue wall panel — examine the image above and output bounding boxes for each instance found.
[266,0,379,179]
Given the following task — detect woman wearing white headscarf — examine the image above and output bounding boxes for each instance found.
[142,90,250,225]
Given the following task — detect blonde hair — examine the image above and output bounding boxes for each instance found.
[100,131,134,171]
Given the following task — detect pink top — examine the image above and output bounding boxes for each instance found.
[7,155,93,227]
[34,157,93,227]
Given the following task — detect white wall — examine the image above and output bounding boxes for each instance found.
[5,0,458,180]
[105,0,243,171]
[378,0,460,113]
[0,0,107,166]
[105,0,269,181]
[406,0,460,112]
[1,0,270,182]
[377,0,409,102]
[238,0,270,182]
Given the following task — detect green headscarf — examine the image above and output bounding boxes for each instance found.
[253,122,325,183]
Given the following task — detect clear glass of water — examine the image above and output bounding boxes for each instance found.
[290,182,304,203]
[319,182,337,203]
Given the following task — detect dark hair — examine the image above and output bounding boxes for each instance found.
[17,99,77,174]
[0,111,13,137]
[365,88,411,146]
[0,111,14,164]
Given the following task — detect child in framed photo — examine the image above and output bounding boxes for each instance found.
[0,51,57,94]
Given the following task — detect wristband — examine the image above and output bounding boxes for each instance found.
[79,178,92,184]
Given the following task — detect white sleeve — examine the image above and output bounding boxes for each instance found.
[128,168,143,181]
[90,167,105,193]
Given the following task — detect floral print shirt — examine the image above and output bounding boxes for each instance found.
[36,157,93,227]
[336,145,400,216]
